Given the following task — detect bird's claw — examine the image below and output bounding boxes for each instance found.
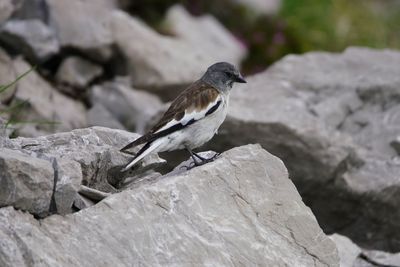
[180,152,221,171]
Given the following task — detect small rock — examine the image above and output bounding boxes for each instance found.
[72,193,95,210]
[56,56,103,89]
[78,185,111,201]
[53,159,82,215]
[0,19,59,62]
[0,148,54,217]
[90,80,163,133]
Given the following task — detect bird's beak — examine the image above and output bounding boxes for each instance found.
[235,73,247,83]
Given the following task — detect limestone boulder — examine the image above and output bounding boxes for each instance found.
[0,145,339,267]
[207,47,400,251]
[0,148,82,217]
[9,127,164,193]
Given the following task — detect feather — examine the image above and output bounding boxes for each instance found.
[120,81,221,152]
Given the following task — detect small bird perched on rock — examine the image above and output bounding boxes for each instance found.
[120,62,246,171]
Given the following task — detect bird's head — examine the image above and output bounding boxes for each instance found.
[202,62,246,91]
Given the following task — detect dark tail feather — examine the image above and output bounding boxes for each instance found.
[120,140,160,172]
[120,134,151,152]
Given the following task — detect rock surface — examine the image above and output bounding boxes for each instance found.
[110,9,245,100]
[1,126,164,217]
[0,147,82,217]
[0,19,59,62]
[7,127,164,193]
[46,0,117,61]
[331,234,400,267]
[165,5,246,66]
[110,10,210,97]
[11,0,49,22]
[207,47,400,251]
[87,103,125,130]
[12,57,87,137]
[0,0,15,24]
[0,144,339,267]
[90,80,163,133]
[55,56,103,89]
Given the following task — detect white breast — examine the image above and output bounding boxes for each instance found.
[157,96,229,152]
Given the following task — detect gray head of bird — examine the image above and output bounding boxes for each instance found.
[201,62,246,92]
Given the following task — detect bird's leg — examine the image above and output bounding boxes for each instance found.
[192,151,207,161]
[189,148,221,165]
[185,148,203,166]
[208,152,221,161]
[192,151,221,162]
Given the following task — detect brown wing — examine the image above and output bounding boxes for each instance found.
[120,80,220,151]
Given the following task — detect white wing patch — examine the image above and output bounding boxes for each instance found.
[155,96,222,134]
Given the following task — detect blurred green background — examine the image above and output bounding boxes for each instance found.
[125,0,400,74]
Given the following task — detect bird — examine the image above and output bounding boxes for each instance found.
[120,62,246,172]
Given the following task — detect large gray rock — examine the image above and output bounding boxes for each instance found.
[164,5,246,66]
[9,127,164,193]
[330,234,400,267]
[110,10,231,100]
[90,80,163,133]
[12,57,87,137]
[0,148,82,217]
[0,145,339,267]
[207,47,400,251]
[55,56,103,90]
[46,0,117,61]
[0,19,59,62]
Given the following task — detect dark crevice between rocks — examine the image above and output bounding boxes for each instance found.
[359,253,398,267]
[48,157,59,215]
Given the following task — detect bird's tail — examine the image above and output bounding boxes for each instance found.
[120,139,162,172]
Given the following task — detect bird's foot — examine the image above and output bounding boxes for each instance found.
[180,152,221,170]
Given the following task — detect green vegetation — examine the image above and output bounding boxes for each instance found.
[151,0,400,74]
[281,0,400,52]
[0,66,58,137]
